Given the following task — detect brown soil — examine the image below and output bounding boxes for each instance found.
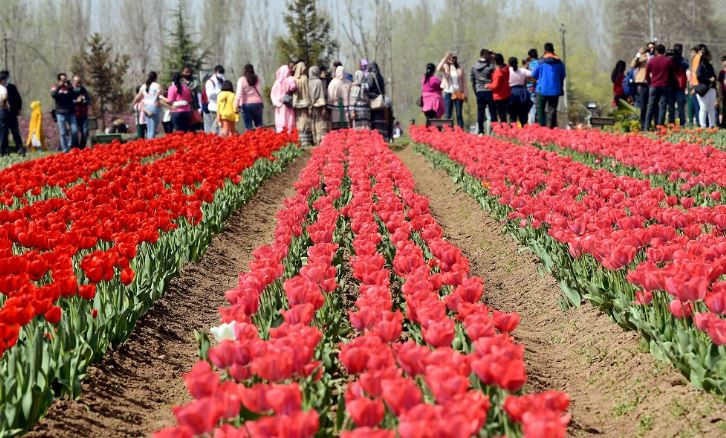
[28,151,310,438]
[396,146,725,438]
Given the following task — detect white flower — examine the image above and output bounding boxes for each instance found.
[210,321,236,342]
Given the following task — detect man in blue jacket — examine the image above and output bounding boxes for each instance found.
[532,42,566,128]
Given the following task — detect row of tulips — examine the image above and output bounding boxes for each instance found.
[411,126,726,395]
[158,129,570,438]
[0,152,55,174]
[0,130,300,435]
[493,123,726,200]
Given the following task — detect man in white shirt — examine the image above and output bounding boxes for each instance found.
[204,65,225,134]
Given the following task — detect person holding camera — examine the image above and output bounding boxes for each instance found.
[51,73,79,152]
[437,51,467,129]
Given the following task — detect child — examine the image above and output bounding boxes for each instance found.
[26,101,46,151]
[216,80,238,137]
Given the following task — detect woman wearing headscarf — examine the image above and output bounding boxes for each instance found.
[327,66,351,128]
[292,62,312,146]
[366,61,391,139]
[308,66,328,145]
[349,70,371,130]
[270,65,297,134]
[421,63,445,122]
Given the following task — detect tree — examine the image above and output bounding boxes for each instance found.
[162,0,205,81]
[276,0,339,67]
[202,0,241,67]
[71,33,131,130]
[117,0,166,77]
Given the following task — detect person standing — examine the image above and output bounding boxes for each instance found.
[471,49,496,134]
[507,57,532,126]
[611,60,627,104]
[292,62,312,146]
[718,56,726,128]
[50,73,78,152]
[328,66,351,129]
[437,51,466,129]
[366,62,390,139]
[695,48,718,128]
[165,72,193,133]
[234,64,264,131]
[308,65,328,144]
[531,43,566,129]
[0,71,25,155]
[666,44,689,126]
[349,70,370,130]
[486,53,511,124]
[689,46,703,126]
[204,65,225,134]
[631,42,656,128]
[72,75,91,148]
[181,65,202,131]
[216,80,237,137]
[525,49,540,125]
[421,63,445,123]
[643,44,673,131]
[26,101,45,151]
[270,65,297,134]
[0,73,10,156]
[132,71,162,139]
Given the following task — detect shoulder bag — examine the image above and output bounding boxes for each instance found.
[370,75,391,110]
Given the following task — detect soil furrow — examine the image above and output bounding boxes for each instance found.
[28,151,310,438]
[395,145,724,438]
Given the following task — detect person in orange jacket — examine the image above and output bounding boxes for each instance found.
[486,53,511,124]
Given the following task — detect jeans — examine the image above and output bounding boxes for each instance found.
[508,86,531,126]
[475,90,496,134]
[636,84,650,128]
[493,99,508,123]
[690,93,701,126]
[443,92,464,129]
[644,86,669,131]
[241,103,264,130]
[542,95,560,128]
[668,89,687,126]
[697,88,717,128]
[203,111,219,134]
[144,104,160,139]
[77,116,89,148]
[528,92,538,125]
[0,110,25,154]
[56,112,78,152]
[172,111,191,132]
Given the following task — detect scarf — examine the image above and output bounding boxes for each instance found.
[293,62,311,108]
[308,66,326,107]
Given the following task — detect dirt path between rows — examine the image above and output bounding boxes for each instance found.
[28,151,310,438]
[396,146,724,438]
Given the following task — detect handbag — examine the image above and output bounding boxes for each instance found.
[282,92,293,107]
[416,95,423,107]
[452,91,466,101]
[370,75,391,110]
[695,83,710,97]
[190,109,202,125]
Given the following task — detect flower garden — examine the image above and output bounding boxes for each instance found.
[1,126,725,437]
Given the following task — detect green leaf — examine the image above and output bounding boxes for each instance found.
[559,279,581,307]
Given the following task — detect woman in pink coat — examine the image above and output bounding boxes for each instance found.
[270,65,297,133]
[421,63,445,122]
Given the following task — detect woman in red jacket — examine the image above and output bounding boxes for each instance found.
[486,53,511,124]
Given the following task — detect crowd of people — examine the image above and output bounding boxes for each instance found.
[419,42,566,133]
[129,58,393,146]
[612,42,726,130]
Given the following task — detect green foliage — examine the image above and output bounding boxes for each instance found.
[276,0,339,67]
[162,0,206,81]
[70,33,131,128]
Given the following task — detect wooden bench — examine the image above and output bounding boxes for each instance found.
[91,133,124,145]
[589,116,615,129]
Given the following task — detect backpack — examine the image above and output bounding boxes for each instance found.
[622,68,637,96]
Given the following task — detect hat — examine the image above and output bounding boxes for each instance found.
[360,59,368,66]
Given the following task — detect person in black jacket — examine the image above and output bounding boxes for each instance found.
[72,75,92,149]
[0,70,26,155]
[695,48,718,128]
[51,73,78,152]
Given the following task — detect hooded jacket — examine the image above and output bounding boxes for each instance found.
[532,54,566,97]
[26,100,45,149]
[470,59,495,93]
[292,62,311,108]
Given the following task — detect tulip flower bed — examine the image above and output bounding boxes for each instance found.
[0,152,55,173]
[652,126,726,151]
[157,129,570,438]
[494,124,726,202]
[411,126,726,395]
[0,130,299,435]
